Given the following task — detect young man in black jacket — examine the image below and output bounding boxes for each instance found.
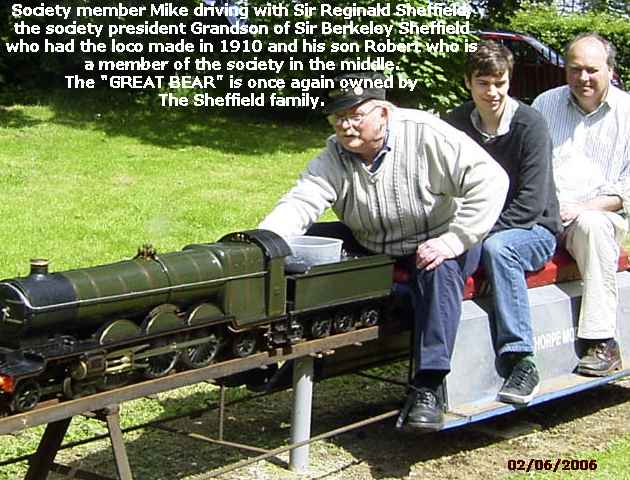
[445,41,562,403]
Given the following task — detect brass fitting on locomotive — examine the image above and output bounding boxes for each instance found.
[70,351,107,381]
[29,259,50,276]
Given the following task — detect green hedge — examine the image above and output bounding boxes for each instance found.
[246,0,473,112]
[508,2,630,87]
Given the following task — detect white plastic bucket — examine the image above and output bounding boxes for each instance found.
[286,235,343,267]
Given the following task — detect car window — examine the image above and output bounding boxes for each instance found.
[511,41,541,65]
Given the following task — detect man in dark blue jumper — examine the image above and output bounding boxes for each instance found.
[445,41,562,404]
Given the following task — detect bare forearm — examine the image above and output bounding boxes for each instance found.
[584,195,623,212]
[560,195,623,223]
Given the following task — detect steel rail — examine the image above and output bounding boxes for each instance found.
[0,389,268,467]
[193,410,402,479]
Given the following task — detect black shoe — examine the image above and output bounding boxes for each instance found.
[498,358,540,404]
[577,339,622,377]
[403,386,444,431]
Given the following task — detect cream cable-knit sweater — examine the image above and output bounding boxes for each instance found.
[260,107,509,257]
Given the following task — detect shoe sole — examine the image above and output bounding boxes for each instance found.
[498,384,540,404]
[576,360,622,377]
[404,420,444,432]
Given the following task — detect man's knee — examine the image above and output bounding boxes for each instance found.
[482,235,512,261]
[565,211,619,265]
[414,261,464,299]
[571,211,615,241]
[416,258,459,281]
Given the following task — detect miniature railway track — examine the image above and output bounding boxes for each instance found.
[3,319,630,479]
[1,377,403,480]
[0,387,273,479]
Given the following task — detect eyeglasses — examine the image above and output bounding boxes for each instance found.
[327,105,381,127]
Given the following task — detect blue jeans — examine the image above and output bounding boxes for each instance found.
[482,226,557,356]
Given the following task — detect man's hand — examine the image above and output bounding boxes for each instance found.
[559,201,586,224]
[560,196,623,224]
[416,238,455,271]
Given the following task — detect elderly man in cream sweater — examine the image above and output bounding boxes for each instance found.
[260,72,508,430]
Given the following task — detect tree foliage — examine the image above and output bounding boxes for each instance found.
[246,0,475,112]
[580,0,630,15]
[508,2,630,86]
[0,0,478,113]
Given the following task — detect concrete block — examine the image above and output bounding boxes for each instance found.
[447,272,630,409]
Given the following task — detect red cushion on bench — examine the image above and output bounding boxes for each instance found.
[393,247,630,301]
[462,247,630,299]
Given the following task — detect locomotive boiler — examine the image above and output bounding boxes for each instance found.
[0,230,393,414]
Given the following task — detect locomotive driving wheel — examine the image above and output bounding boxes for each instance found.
[143,343,180,379]
[310,316,332,338]
[232,331,257,358]
[97,319,141,345]
[359,307,380,327]
[332,311,355,333]
[141,306,183,378]
[11,379,41,413]
[95,319,141,390]
[180,331,222,369]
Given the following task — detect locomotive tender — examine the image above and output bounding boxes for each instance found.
[0,230,393,414]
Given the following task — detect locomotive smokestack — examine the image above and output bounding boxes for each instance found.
[29,259,49,276]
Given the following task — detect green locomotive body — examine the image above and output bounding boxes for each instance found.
[288,254,394,314]
[0,230,394,413]
[0,235,273,344]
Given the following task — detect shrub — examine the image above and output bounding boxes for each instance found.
[0,0,476,113]
[508,2,630,86]
[246,0,473,112]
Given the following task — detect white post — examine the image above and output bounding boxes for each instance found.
[289,357,314,473]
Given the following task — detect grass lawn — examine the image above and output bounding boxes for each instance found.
[0,92,333,478]
[0,91,330,277]
[1,92,630,479]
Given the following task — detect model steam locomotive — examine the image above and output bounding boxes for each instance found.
[0,230,393,414]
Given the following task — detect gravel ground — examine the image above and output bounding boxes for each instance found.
[37,367,630,480]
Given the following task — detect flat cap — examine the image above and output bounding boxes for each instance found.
[322,71,387,114]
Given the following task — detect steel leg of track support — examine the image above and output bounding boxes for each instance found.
[25,417,72,480]
[289,356,314,473]
[101,405,133,480]
[218,384,226,441]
